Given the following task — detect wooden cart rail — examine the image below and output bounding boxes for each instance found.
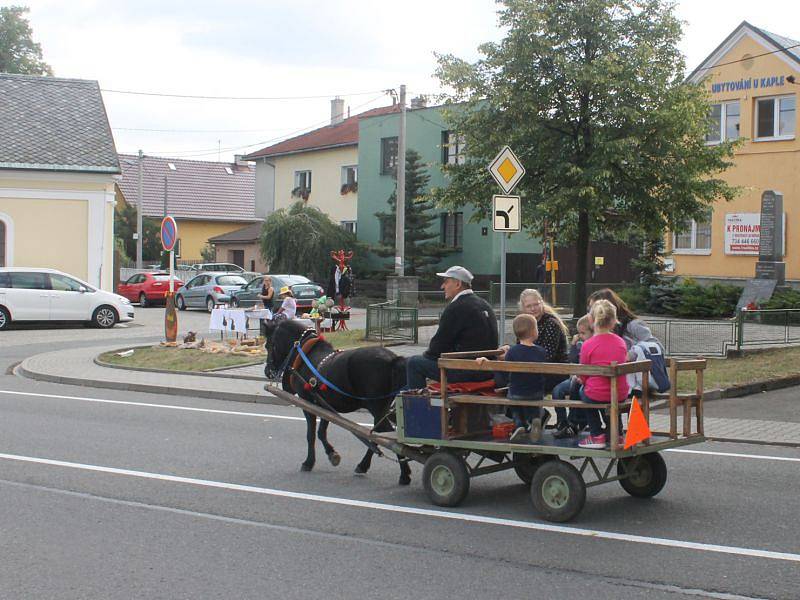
[435,353,707,450]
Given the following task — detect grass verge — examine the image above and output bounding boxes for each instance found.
[675,346,800,392]
[98,346,260,372]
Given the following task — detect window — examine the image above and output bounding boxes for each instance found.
[293,170,312,199]
[0,220,5,267]
[381,137,398,175]
[379,215,394,244]
[441,131,466,164]
[0,271,9,288]
[341,221,357,234]
[706,102,740,143]
[224,166,233,175]
[341,165,358,194]
[9,272,49,289]
[441,212,464,248]
[673,213,712,253]
[49,274,83,292]
[756,95,796,140]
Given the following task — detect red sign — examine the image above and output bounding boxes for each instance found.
[160,216,178,251]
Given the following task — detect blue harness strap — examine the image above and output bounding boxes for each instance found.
[295,342,399,403]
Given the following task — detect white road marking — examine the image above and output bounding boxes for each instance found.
[2,389,798,462]
[0,451,798,564]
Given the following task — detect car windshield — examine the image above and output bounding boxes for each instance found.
[217,275,247,286]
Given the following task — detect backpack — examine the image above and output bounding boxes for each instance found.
[634,341,670,393]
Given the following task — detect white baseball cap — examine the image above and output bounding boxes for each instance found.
[436,265,473,284]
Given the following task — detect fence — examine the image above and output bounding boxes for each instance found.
[365,301,418,344]
[488,282,640,309]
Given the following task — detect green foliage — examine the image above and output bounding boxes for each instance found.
[431,0,739,317]
[759,289,800,310]
[200,243,216,262]
[627,279,742,318]
[114,201,162,263]
[0,6,52,75]
[616,286,649,312]
[373,149,454,275]
[260,203,361,282]
[631,237,668,288]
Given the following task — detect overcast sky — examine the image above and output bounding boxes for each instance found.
[20,0,800,162]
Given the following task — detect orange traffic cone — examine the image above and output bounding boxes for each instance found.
[624,397,652,449]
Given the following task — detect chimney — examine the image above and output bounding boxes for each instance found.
[331,97,345,125]
[233,154,249,166]
[410,95,428,109]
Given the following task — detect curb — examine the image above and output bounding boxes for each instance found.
[16,362,282,407]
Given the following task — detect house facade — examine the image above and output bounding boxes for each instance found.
[207,222,268,273]
[0,74,120,290]
[116,154,259,261]
[356,103,542,281]
[243,100,397,232]
[671,22,799,283]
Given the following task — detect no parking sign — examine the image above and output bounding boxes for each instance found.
[161,216,178,251]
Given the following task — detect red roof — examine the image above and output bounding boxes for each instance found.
[243,104,399,160]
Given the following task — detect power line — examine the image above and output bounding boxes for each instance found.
[100,87,387,101]
[693,42,800,74]
[113,126,289,133]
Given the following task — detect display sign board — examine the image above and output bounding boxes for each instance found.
[736,278,778,312]
[725,212,786,256]
[488,146,525,194]
[492,195,521,232]
[160,216,178,252]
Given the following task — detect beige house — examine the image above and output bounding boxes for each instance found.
[0,74,120,290]
[207,222,268,273]
[243,100,397,232]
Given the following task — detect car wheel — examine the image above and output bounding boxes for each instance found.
[176,295,187,311]
[139,293,148,308]
[206,296,216,312]
[0,306,11,330]
[92,305,118,329]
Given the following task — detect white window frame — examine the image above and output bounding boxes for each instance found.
[705,101,740,144]
[340,220,357,234]
[294,170,312,193]
[0,212,13,267]
[672,215,712,255]
[754,94,796,141]
[341,165,357,185]
[442,131,466,164]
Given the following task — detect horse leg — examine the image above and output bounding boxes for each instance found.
[373,416,411,485]
[354,448,373,476]
[317,419,341,466]
[301,410,316,472]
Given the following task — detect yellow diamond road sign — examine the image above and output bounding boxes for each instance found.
[488,146,525,194]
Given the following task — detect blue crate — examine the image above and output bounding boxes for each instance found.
[401,393,442,439]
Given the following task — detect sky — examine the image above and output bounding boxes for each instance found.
[18,0,800,163]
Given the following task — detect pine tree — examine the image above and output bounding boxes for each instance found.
[374,149,453,276]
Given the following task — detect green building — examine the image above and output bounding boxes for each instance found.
[356,103,543,283]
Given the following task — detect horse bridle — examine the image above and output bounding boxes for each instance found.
[266,326,318,381]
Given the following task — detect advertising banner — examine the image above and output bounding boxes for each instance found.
[725,212,786,256]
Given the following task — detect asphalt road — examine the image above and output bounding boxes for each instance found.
[1,312,799,599]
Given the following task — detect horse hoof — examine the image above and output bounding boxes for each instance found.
[301,463,314,472]
[328,452,341,467]
[354,465,367,476]
[399,475,411,486]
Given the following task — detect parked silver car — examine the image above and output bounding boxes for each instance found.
[175,273,248,312]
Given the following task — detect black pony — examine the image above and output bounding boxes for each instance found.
[264,319,411,484]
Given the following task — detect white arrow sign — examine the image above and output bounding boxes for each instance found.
[493,195,521,232]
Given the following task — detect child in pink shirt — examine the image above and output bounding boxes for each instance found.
[578,299,629,449]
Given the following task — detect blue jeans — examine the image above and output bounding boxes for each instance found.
[404,354,492,391]
[552,378,587,427]
[508,396,542,428]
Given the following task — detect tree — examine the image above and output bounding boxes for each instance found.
[114,201,162,263]
[0,6,52,75]
[432,0,738,316]
[260,203,360,282]
[373,149,454,276]
[200,243,216,262]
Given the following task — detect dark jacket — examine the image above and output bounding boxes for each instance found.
[424,292,498,360]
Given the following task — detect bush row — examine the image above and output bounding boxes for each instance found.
[617,279,742,318]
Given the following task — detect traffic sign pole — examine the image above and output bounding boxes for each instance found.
[500,233,507,344]
[161,216,179,343]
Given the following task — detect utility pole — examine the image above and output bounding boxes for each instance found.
[136,150,143,269]
[395,84,406,277]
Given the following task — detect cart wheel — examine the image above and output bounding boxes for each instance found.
[422,451,470,507]
[618,453,667,498]
[512,453,556,485]
[530,460,586,522]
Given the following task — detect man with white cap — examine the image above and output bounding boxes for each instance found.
[405,265,498,389]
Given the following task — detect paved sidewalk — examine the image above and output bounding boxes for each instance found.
[16,343,800,446]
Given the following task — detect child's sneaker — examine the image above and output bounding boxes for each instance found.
[509,426,527,442]
[528,419,542,443]
[578,433,607,449]
[553,423,579,439]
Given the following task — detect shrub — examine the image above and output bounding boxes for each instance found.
[617,286,649,312]
[760,288,800,310]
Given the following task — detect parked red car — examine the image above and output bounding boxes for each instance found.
[118,272,184,307]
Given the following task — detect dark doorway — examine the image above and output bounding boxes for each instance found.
[230,249,245,268]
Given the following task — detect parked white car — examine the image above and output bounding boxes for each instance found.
[0,267,135,330]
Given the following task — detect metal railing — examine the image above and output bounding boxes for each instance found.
[736,309,800,351]
[365,301,419,344]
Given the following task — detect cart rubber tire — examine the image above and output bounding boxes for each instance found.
[512,453,556,485]
[530,460,586,522]
[139,293,148,308]
[176,295,186,311]
[618,453,667,498]
[422,451,470,507]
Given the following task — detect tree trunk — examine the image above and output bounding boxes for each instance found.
[572,209,590,318]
